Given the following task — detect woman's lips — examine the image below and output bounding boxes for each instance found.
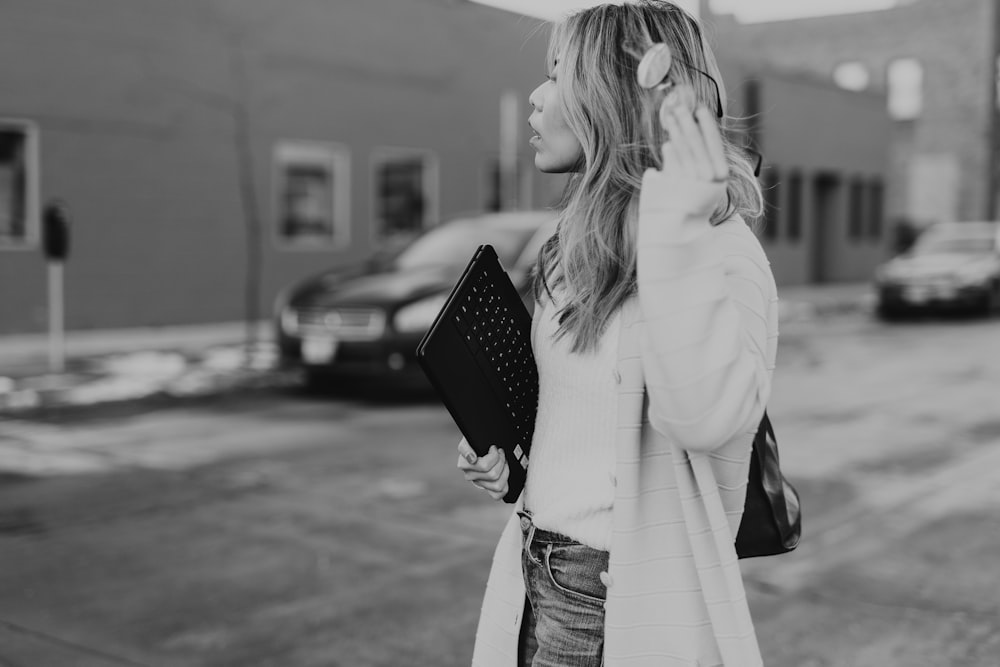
[528,118,541,147]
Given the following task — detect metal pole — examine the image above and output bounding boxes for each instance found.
[48,261,65,374]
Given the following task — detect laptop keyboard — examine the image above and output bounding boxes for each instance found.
[452,269,537,469]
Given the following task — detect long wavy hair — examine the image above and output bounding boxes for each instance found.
[534,0,763,353]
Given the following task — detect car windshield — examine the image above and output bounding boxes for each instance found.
[395,221,537,270]
[914,235,996,255]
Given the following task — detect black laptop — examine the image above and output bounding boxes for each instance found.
[416,245,538,503]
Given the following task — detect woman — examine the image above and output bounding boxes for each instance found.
[457,2,777,665]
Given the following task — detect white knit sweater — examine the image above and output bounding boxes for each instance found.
[470,171,777,667]
[523,290,621,550]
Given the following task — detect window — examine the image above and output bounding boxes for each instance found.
[0,120,39,249]
[762,168,780,241]
[868,178,884,239]
[887,58,923,120]
[273,140,350,249]
[848,178,865,240]
[372,148,438,244]
[786,170,802,242]
[833,61,871,91]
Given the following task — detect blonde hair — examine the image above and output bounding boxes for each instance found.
[534,0,763,353]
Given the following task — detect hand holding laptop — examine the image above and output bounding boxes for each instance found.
[416,244,538,504]
[456,437,509,501]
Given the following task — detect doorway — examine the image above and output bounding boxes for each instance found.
[810,173,842,283]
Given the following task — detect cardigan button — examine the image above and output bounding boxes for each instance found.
[599,571,613,588]
[612,369,622,384]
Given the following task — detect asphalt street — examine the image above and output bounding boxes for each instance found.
[0,311,998,666]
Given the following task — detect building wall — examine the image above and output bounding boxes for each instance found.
[760,70,891,283]
[0,0,557,335]
[710,0,1000,226]
[717,58,893,284]
[0,1,895,334]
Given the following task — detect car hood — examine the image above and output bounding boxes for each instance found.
[887,253,997,276]
[292,265,462,309]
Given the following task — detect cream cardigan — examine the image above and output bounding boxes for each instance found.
[470,172,778,667]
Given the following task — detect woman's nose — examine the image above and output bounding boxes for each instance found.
[528,84,543,111]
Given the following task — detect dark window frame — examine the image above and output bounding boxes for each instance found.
[848,177,865,241]
[867,178,884,240]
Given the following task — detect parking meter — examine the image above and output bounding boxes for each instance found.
[41,200,70,372]
[42,201,71,261]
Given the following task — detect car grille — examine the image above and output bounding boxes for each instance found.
[295,307,386,340]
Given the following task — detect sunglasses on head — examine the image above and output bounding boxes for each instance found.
[636,43,763,178]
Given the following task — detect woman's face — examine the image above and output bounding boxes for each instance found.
[528,61,584,173]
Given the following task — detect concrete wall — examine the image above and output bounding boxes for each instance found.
[710,0,1000,225]
[0,0,557,334]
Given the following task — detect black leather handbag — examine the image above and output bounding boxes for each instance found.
[735,411,802,559]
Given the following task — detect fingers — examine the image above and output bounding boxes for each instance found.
[456,437,478,467]
[478,457,510,501]
[672,109,714,180]
[658,93,728,183]
[456,442,510,500]
[660,140,682,178]
[661,113,695,174]
[695,106,729,181]
[457,440,498,472]
[461,445,504,481]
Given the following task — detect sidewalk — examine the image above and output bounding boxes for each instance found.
[0,321,287,414]
[0,282,875,414]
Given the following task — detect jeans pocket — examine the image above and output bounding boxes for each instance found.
[543,544,607,605]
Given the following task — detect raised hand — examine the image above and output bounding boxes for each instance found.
[636,42,729,185]
[658,92,729,184]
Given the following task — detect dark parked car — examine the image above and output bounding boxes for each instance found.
[874,221,1000,318]
[274,211,557,387]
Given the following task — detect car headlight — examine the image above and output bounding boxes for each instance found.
[279,305,300,336]
[874,264,899,284]
[273,288,298,334]
[394,294,449,333]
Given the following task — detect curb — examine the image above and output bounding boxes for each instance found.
[0,343,294,416]
[0,369,297,415]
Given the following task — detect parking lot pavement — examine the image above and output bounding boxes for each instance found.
[1,311,998,665]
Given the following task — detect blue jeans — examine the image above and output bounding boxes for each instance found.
[517,510,609,667]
